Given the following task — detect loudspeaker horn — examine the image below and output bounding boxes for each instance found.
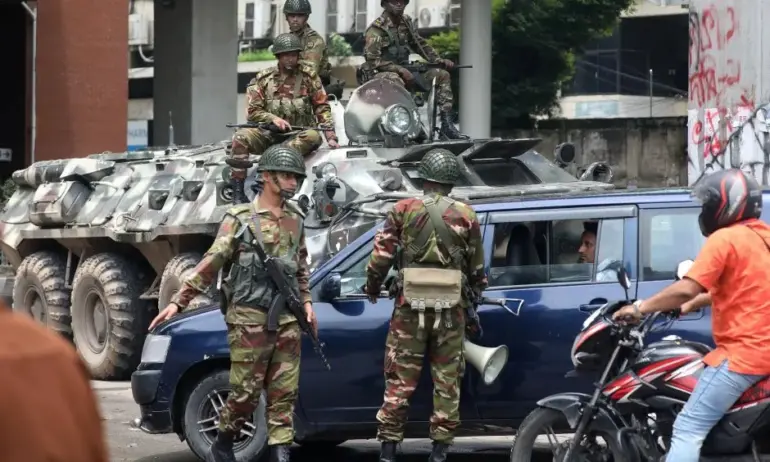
[463,338,509,386]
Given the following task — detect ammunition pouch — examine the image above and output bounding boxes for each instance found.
[402,266,462,331]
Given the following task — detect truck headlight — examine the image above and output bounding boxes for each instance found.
[380,104,414,136]
[140,334,171,364]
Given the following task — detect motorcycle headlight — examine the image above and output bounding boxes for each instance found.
[380,104,414,136]
[140,334,171,364]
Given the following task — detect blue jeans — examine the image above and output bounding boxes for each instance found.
[666,360,764,462]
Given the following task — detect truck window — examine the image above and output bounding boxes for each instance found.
[487,218,624,288]
[639,208,705,281]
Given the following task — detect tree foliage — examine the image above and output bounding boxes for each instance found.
[427,0,635,127]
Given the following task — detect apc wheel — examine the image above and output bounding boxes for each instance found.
[71,253,152,380]
[511,407,628,462]
[183,369,268,462]
[158,252,215,312]
[12,251,72,339]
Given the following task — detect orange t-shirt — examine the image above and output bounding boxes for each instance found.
[686,218,770,375]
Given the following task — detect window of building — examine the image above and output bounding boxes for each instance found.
[354,0,368,32]
[640,208,705,281]
[327,0,338,34]
[449,0,461,27]
[244,1,255,39]
[488,218,625,288]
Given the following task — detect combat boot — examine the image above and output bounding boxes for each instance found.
[428,442,449,462]
[207,432,237,462]
[269,443,292,462]
[439,112,469,140]
[379,441,398,462]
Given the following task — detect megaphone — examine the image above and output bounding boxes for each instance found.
[463,338,509,385]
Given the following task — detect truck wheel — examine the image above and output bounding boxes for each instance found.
[12,251,72,339]
[158,252,215,312]
[183,369,267,462]
[71,253,152,380]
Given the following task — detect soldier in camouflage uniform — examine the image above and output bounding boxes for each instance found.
[361,0,467,140]
[364,149,488,462]
[282,0,333,87]
[150,145,315,462]
[227,33,339,203]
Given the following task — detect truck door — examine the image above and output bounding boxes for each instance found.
[471,204,639,420]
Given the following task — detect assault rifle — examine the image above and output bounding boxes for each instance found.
[257,236,332,371]
[226,122,334,132]
[462,284,523,339]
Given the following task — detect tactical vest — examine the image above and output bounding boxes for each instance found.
[381,25,411,65]
[227,204,303,310]
[400,195,466,332]
[262,71,316,127]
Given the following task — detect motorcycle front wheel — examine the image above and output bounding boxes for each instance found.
[510,407,630,462]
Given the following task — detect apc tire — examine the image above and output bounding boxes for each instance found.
[182,369,268,462]
[71,253,152,380]
[511,407,628,462]
[158,253,215,312]
[12,251,73,339]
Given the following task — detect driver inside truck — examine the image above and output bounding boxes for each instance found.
[579,221,623,282]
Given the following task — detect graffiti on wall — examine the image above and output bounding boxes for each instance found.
[686,1,768,184]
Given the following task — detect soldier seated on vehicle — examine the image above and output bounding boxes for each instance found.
[282,0,344,100]
[360,0,467,140]
[227,33,339,203]
[579,221,623,282]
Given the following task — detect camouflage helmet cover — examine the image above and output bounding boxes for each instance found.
[272,33,303,55]
[283,0,311,15]
[418,149,460,185]
[381,0,410,7]
[257,145,306,177]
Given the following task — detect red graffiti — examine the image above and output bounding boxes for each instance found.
[689,5,741,108]
[690,100,754,158]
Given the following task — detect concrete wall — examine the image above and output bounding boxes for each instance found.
[687,0,770,185]
[496,117,689,188]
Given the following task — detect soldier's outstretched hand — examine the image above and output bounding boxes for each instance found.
[272,117,291,132]
[149,303,179,331]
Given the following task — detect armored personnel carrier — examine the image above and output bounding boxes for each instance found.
[0,77,614,380]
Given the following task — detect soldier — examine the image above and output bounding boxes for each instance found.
[227,32,339,203]
[364,148,487,462]
[282,0,331,85]
[361,0,467,140]
[149,145,316,462]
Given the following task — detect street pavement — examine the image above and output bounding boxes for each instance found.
[95,381,560,462]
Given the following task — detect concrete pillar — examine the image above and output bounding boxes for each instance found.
[459,0,492,139]
[153,0,238,146]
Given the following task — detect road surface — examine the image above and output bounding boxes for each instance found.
[95,381,560,461]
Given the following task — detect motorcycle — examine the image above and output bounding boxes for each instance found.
[510,261,770,462]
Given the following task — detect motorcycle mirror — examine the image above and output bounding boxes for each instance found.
[676,259,695,280]
[616,267,631,298]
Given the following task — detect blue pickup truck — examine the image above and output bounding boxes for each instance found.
[132,186,767,460]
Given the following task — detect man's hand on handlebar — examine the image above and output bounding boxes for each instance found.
[612,303,643,324]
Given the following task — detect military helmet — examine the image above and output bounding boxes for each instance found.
[257,145,306,177]
[381,0,410,6]
[272,33,303,55]
[418,149,460,185]
[283,0,311,15]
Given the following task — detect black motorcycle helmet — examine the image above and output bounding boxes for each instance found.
[692,168,762,237]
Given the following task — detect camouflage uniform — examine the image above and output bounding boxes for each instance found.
[172,145,310,462]
[365,149,487,462]
[229,34,337,186]
[362,2,466,139]
[283,0,331,82]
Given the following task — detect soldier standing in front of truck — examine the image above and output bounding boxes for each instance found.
[149,145,316,462]
[226,33,339,204]
[361,0,467,140]
[365,149,487,462]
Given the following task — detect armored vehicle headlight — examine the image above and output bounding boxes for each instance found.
[140,334,171,364]
[315,162,337,180]
[381,104,413,136]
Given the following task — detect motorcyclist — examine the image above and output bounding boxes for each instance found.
[613,168,770,462]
